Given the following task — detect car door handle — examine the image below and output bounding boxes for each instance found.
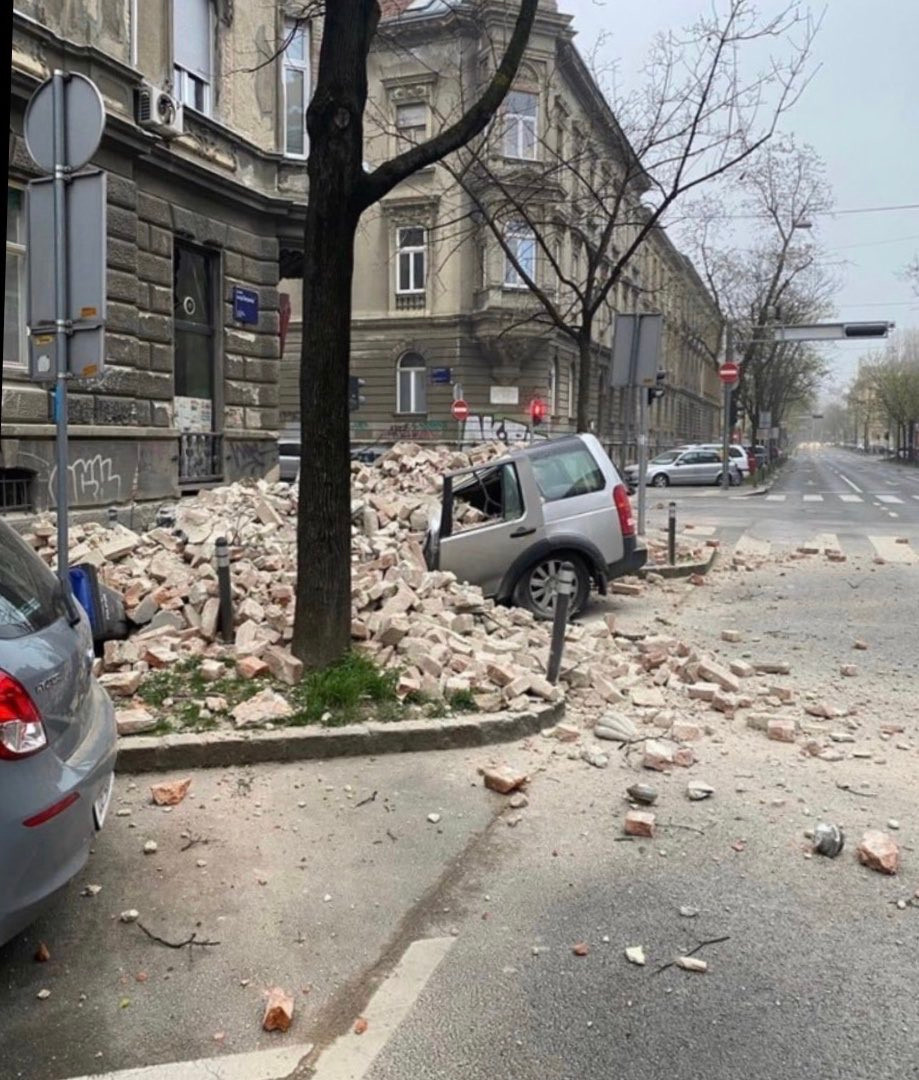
[510,526,536,538]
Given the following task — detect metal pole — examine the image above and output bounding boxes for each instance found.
[721,322,734,493]
[623,315,642,476]
[637,387,649,536]
[668,501,676,566]
[546,562,575,685]
[215,536,235,643]
[51,72,79,623]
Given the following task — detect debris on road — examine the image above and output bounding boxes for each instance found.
[676,956,708,973]
[625,946,647,966]
[626,783,658,805]
[119,910,140,923]
[624,810,656,837]
[143,840,158,854]
[856,831,900,875]
[262,987,294,1032]
[82,884,102,897]
[150,777,192,806]
[813,823,845,858]
[480,766,528,795]
[36,989,51,1000]
[686,782,715,801]
[572,942,590,956]
[34,943,50,963]
[353,1017,369,1035]
[427,813,442,824]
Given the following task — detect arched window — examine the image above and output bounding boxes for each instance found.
[396,352,427,414]
[548,360,558,415]
[567,360,577,420]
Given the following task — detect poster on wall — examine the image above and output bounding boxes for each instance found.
[174,396,213,433]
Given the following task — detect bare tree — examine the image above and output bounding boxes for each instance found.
[857,329,919,459]
[438,0,820,432]
[292,0,539,669]
[690,136,837,443]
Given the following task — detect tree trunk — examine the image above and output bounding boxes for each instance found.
[576,332,593,433]
[292,1,376,669]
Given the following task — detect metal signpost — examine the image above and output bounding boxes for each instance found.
[718,322,739,492]
[24,71,107,616]
[611,313,663,535]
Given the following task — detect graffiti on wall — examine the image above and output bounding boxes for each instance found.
[226,439,277,479]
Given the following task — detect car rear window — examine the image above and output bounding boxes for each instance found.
[530,444,605,502]
[278,443,300,456]
[0,522,68,640]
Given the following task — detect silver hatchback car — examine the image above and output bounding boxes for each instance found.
[0,519,117,946]
[424,434,647,617]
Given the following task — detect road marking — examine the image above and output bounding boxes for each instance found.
[913,495,919,501]
[765,494,786,501]
[838,493,863,502]
[877,495,903,504]
[734,534,771,558]
[311,937,456,1079]
[838,473,862,493]
[803,494,823,502]
[869,536,918,564]
[64,1045,313,1080]
[809,532,841,554]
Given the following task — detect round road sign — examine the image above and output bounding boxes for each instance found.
[719,362,740,384]
[25,72,105,174]
[451,399,469,422]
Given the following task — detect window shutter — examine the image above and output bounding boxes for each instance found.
[174,0,211,79]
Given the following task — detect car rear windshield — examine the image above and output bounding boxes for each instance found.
[0,522,68,640]
[529,443,605,501]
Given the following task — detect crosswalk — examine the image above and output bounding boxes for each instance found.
[708,527,919,564]
[761,492,919,504]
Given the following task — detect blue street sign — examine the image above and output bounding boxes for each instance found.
[233,286,259,325]
[431,366,452,384]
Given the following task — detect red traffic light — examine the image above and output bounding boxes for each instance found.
[529,397,548,425]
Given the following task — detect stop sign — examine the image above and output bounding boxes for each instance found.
[451,398,469,421]
[719,362,740,384]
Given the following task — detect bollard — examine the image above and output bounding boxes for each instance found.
[668,501,677,566]
[107,506,118,528]
[546,562,576,685]
[215,536,235,643]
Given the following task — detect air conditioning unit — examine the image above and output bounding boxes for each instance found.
[135,83,184,138]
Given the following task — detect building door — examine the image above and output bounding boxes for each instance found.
[173,243,221,483]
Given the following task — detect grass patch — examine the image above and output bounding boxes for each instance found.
[447,688,478,712]
[287,652,400,727]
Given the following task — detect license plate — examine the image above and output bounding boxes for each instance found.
[93,773,114,830]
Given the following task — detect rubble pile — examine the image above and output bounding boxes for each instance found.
[22,441,721,734]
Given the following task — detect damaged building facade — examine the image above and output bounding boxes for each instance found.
[3,0,311,514]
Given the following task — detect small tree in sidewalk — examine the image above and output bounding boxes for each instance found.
[292,0,540,669]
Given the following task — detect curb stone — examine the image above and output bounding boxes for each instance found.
[114,701,565,773]
[638,546,719,580]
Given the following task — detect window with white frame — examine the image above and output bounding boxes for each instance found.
[568,360,577,419]
[395,102,427,147]
[173,0,212,113]
[548,360,558,415]
[503,89,538,160]
[396,227,426,295]
[282,18,311,157]
[4,188,26,369]
[504,221,536,288]
[397,352,427,414]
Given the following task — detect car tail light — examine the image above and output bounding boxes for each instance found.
[613,483,636,537]
[0,670,48,760]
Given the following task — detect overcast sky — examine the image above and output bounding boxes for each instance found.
[563,0,919,387]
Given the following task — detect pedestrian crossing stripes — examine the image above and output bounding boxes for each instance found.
[877,495,903,504]
[839,494,863,502]
[748,491,913,505]
[714,528,918,564]
[802,494,823,502]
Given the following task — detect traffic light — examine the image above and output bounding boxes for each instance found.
[646,370,667,407]
[529,397,548,426]
[729,393,740,430]
[349,375,367,412]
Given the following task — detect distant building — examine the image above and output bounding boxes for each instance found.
[328,0,723,455]
[4,1,311,514]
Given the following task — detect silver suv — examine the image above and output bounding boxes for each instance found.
[424,434,647,617]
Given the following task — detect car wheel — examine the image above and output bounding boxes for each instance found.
[514,554,591,620]
[650,473,669,488]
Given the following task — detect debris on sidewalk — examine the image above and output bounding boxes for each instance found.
[480,766,528,795]
[856,831,900,875]
[353,1017,369,1035]
[676,956,708,973]
[625,946,647,966]
[626,783,658,805]
[572,942,590,957]
[624,810,656,837]
[150,777,192,806]
[34,943,50,963]
[262,987,294,1032]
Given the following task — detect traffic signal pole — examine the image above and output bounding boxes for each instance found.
[722,323,735,494]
